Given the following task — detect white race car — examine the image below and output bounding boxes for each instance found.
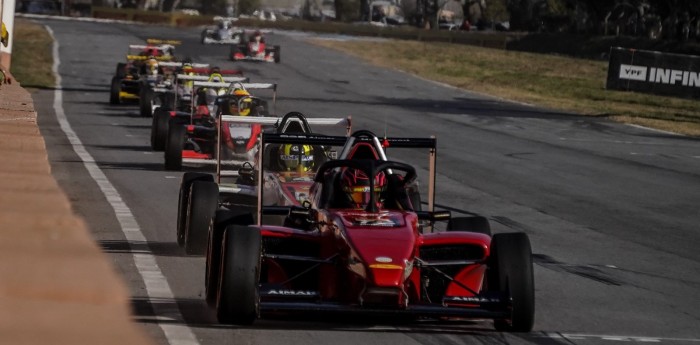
[201,17,245,44]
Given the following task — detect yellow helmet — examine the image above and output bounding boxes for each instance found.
[237,97,253,116]
[279,144,314,172]
[233,88,250,96]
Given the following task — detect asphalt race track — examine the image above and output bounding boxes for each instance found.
[32,19,700,345]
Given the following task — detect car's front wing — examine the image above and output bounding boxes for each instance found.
[259,301,510,319]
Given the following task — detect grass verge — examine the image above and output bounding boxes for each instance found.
[10,19,55,90]
[312,39,700,137]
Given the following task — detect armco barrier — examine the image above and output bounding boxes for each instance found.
[0,76,153,344]
[607,47,700,99]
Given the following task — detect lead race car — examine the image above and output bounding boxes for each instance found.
[202,130,535,332]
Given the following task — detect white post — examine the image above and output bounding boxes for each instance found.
[0,0,15,69]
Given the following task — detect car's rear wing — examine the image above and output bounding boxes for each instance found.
[160,62,210,69]
[257,132,437,224]
[213,16,239,22]
[146,38,182,45]
[126,55,175,61]
[179,75,249,83]
[216,115,351,182]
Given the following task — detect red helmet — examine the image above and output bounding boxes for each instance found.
[340,168,387,209]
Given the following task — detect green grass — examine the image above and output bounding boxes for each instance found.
[312,39,700,136]
[10,19,55,89]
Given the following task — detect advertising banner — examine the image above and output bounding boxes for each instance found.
[606,47,700,99]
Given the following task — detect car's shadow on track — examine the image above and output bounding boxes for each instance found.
[98,240,187,258]
[98,161,167,171]
[92,144,153,152]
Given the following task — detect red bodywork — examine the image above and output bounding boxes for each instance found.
[258,208,492,309]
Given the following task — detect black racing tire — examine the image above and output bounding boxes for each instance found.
[206,209,255,306]
[115,62,126,79]
[216,225,261,325]
[164,122,185,171]
[151,109,170,151]
[488,233,535,332]
[447,216,492,236]
[184,181,219,255]
[273,45,281,63]
[140,87,154,117]
[109,76,121,105]
[200,30,208,44]
[177,173,214,247]
[160,92,175,112]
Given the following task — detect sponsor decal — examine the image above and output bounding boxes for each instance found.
[265,289,318,296]
[444,296,501,303]
[619,64,647,81]
[375,256,393,263]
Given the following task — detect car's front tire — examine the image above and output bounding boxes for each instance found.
[216,225,261,325]
[488,232,534,332]
[184,181,219,255]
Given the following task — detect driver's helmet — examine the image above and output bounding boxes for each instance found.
[208,66,223,82]
[279,144,315,172]
[225,96,254,116]
[252,30,262,42]
[218,21,229,30]
[146,57,159,75]
[340,168,387,209]
[232,87,249,97]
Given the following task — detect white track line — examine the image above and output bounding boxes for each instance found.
[46,26,199,345]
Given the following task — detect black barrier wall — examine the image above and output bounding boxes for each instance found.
[607,47,700,99]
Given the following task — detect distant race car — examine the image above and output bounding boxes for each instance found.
[163,80,277,171]
[188,130,535,332]
[109,42,179,105]
[201,17,245,44]
[150,70,246,150]
[230,30,280,63]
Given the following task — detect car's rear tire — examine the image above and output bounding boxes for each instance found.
[115,63,126,79]
[447,216,491,236]
[184,181,219,255]
[206,209,254,306]
[164,122,184,171]
[216,225,260,325]
[177,173,214,247]
[109,76,121,105]
[151,109,170,151]
[273,45,281,63]
[488,233,534,332]
[140,87,154,117]
[160,92,175,112]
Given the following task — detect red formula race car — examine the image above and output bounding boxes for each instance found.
[174,112,351,255]
[163,81,277,171]
[202,131,535,332]
[230,30,280,63]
